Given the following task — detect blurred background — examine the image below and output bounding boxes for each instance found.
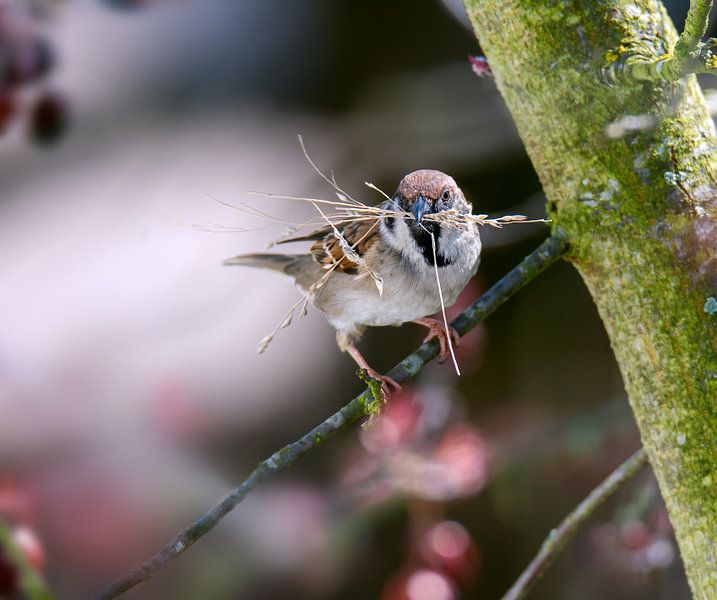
[0,0,705,598]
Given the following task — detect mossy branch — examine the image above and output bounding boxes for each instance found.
[462,0,717,596]
[501,448,648,600]
[607,0,717,83]
[93,232,569,600]
[676,0,713,55]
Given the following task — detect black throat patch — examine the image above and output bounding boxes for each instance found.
[411,222,451,267]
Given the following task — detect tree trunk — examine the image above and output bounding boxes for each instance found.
[461,0,717,596]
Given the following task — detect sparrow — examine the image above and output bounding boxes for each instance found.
[224,170,482,394]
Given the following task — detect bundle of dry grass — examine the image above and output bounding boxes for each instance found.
[206,137,549,370]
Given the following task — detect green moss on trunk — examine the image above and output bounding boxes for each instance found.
[462,0,717,596]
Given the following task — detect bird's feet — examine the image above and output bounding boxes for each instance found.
[414,317,460,363]
[347,344,402,398]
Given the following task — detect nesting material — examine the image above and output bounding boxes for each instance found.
[216,137,549,369]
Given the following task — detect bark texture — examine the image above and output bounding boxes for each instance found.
[461,1,717,597]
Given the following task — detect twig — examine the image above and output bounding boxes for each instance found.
[501,448,649,600]
[605,0,717,83]
[94,232,569,600]
[0,520,53,600]
[676,0,714,56]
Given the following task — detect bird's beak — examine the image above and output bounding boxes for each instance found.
[412,195,430,223]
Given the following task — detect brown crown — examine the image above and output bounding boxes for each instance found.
[396,169,458,201]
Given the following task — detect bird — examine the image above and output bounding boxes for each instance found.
[224,169,482,394]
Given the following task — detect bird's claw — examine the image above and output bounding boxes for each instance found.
[422,323,460,363]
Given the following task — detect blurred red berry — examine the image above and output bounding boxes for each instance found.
[381,568,457,600]
[590,517,676,575]
[418,521,480,584]
[430,425,490,498]
[619,521,650,551]
[29,91,67,145]
[0,1,65,144]
[4,38,54,85]
[12,526,45,571]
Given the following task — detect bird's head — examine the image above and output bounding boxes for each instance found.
[380,170,475,268]
[392,169,471,225]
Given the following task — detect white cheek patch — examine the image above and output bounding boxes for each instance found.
[380,218,426,268]
[437,225,468,263]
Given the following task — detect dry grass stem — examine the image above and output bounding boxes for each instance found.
[425,227,461,376]
[297,135,363,206]
[256,295,306,354]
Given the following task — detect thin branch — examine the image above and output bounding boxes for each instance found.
[605,0,717,83]
[501,448,649,600]
[677,0,714,55]
[94,232,569,600]
[0,520,53,600]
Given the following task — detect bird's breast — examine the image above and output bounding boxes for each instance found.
[314,234,480,331]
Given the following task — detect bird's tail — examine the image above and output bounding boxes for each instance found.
[222,253,300,274]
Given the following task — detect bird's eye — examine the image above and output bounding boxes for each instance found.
[441,189,451,201]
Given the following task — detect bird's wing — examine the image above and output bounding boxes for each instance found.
[272,226,333,245]
[308,218,381,274]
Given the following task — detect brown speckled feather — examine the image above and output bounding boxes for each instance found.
[308,218,381,274]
